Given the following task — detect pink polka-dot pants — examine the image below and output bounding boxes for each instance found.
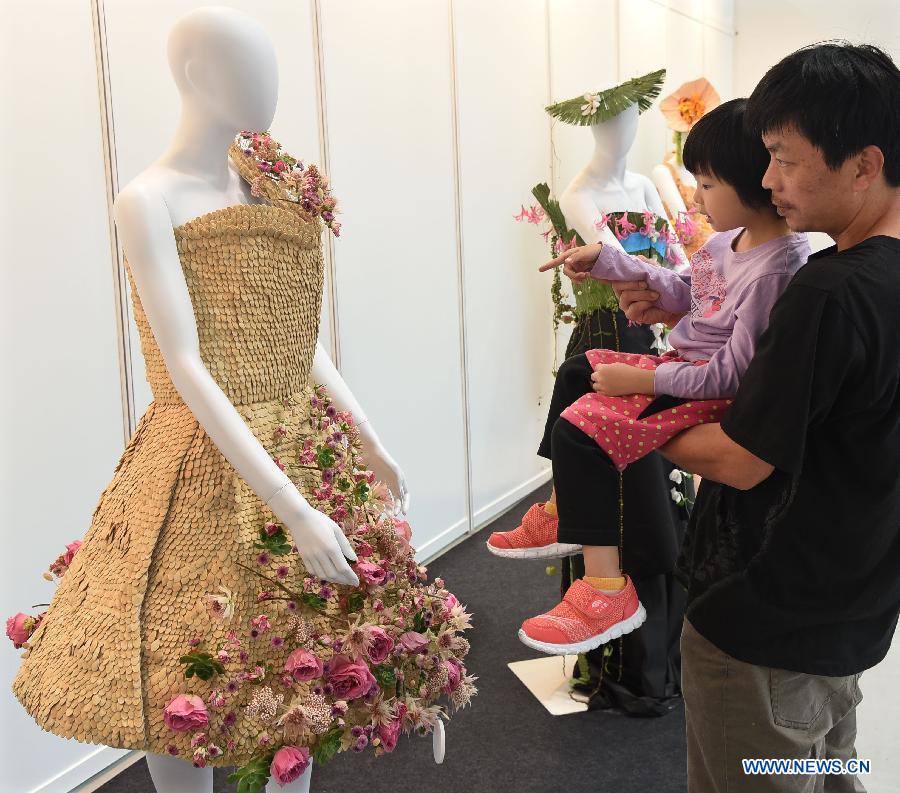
[560,350,733,471]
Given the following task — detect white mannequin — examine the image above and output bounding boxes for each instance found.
[559,102,688,268]
[651,159,690,222]
[113,7,408,792]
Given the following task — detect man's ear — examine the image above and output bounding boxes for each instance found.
[854,145,886,191]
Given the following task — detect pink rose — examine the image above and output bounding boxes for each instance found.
[327,655,377,700]
[366,626,394,665]
[441,593,459,619]
[6,613,35,648]
[378,718,402,753]
[399,631,428,654]
[163,694,209,732]
[271,745,310,786]
[354,561,387,587]
[392,519,412,549]
[285,648,324,682]
[62,540,82,567]
[442,658,463,693]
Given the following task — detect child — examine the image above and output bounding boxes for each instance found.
[489,99,810,655]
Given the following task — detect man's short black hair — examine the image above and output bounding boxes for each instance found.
[682,98,774,210]
[746,41,900,187]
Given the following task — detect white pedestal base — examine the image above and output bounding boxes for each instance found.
[508,655,589,716]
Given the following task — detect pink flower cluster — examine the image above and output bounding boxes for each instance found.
[513,204,545,224]
[674,208,701,246]
[236,131,342,237]
[6,539,85,650]
[156,384,475,782]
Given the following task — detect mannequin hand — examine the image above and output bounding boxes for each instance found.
[268,485,359,586]
[357,425,410,515]
[538,243,604,283]
[612,280,685,326]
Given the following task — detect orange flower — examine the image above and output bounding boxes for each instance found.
[660,78,720,132]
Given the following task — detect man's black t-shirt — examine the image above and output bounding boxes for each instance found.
[677,235,900,676]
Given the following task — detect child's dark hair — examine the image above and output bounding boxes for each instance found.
[746,42,900,187]
[683,98,774,211]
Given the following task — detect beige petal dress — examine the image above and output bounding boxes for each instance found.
[12,147,329,766]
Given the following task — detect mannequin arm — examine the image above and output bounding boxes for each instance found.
[558,188,628,276]
[651,163,687,219]
[311,343,410,514]
[114,185,358,585]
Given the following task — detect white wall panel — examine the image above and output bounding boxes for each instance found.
[703,0,734,33]
[319,0,468,557]
[0,4,133,791]
[453,0,554,529]
[617,0,667,178]
[669,0,705,23]
[703,24,734,100]
[734,0,899,97]
[547,0,619,195]
[103,0,324,422]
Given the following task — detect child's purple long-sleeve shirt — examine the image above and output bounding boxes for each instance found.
[589,229,810,399]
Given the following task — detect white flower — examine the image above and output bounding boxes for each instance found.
[650,322,672,354]
[670,487,683,504]
[203,585,235,621]
[580,93,601,116]
[669,469,683,484]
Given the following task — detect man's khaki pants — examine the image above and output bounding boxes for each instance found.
[681,618,867,793]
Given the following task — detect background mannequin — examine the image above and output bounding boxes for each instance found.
[112,7,406,791]
[544,88,691,716]
[559,102,688,267]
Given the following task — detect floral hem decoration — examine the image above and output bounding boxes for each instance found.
[8,386,475,793]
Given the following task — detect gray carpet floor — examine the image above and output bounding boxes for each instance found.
[97,483,687,793]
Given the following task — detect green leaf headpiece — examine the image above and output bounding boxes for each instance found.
[545,68,666,126]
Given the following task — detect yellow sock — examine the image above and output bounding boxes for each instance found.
[584,575,625,592]
[543,501,558,517]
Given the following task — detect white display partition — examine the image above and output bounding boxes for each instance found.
[617,0,668,179]
[0,4,136,793]
[452,0,555,533]
[704,23,735,102]
[102,0,326,428]
[547,0,620,198]
[318,0,470,559]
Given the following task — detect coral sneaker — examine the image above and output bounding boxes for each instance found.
[486,502,583,559]
[518,576,646,655]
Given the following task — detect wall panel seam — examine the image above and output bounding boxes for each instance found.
[447,0,474,535]
[311,0,340,368]
[91,0,136,443]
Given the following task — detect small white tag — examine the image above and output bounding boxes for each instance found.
[432,718,445,764]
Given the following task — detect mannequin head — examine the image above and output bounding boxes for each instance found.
[168,6,278,133]
[590,102,639,159]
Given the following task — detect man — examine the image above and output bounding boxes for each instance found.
[614,43,900,792]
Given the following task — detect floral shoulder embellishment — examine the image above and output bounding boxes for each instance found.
[233,132,341,237]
